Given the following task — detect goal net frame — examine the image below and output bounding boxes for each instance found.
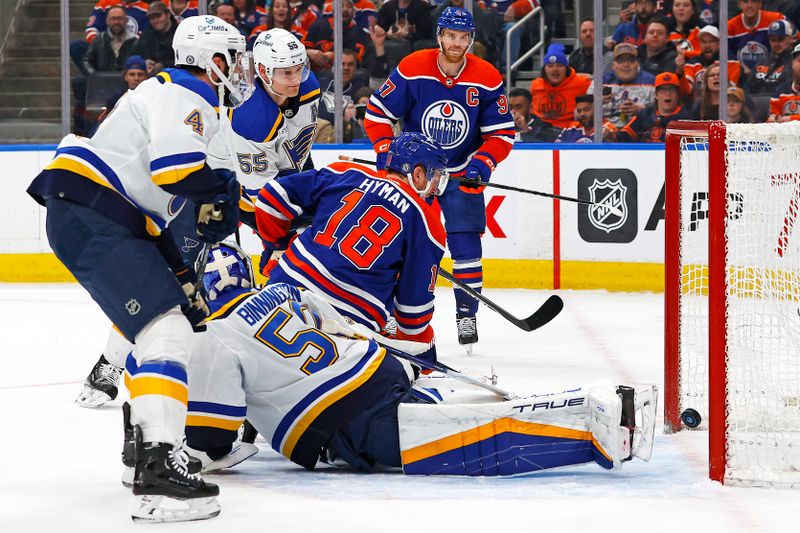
[664,120,800,487]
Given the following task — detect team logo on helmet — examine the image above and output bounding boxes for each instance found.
[421,100,469,149]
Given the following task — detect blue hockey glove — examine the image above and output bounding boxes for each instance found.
[459,154,495,194]
[196,170,241,243]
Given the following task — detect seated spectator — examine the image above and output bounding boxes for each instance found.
[768,43,800,122]
[323,0,378,30]
[85,0,149,43]
[83,5,138,74]
[590,42,656,128]
[681,25,745,99]
[639,18,678,75]
[608,0,658,48]
[569,19,609,75]
[92,55,148,132]
[377,0,436,48]
[508,87,562,142]
[211,2,240,29]
[692,62,722,119]
[318,49,371,122]
[166,0,198,23]
[233,0,267,37]
[618,72,692,142]
[745,19,795,95]
[726,86,754,122]
[291,0,322,41]
[529,44,592,129]
[247,0,299,47]
[305,0,373,70]
[696,0,726,27]
[669,0,701,56]
[728,0,783,70]
[556,94,618,143]
[133,2,177,75]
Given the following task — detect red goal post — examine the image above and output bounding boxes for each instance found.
[665,120,800,487]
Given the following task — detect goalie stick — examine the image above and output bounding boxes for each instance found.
[337,155,623,216]
[439,268,563,333]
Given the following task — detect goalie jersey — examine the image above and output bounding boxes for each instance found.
[183,284,409,470]
[207,74,320,218]
[27,69,223,239]
[255,161,446,344]
[364,49,515,175]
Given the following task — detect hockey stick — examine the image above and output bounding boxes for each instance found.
[337,155,623,216]
[380,344,517,400]
[439,268,563,333]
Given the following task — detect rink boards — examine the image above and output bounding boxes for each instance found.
[1,143,667,291]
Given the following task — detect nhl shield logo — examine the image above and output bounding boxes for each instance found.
[588,178,628,233]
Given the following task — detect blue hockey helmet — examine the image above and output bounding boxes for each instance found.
[386,132,449,197]
[199,242,255,301]
[437,7,475,36]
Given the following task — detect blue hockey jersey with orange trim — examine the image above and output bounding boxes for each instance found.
[84,0,150,42]
[727,10,784,70]
[255,161,446,344]
[364,49,514,175]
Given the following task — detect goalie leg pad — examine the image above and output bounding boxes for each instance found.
[398,383,631,476]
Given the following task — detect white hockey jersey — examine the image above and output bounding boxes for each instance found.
[29,69,223,238]
[184,283,401,469]
[207,74,320,216]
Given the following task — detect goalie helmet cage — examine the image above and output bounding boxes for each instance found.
[665,120,800,488]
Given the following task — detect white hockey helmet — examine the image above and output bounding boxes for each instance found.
[252,28,310,91]
[172,16,255,107]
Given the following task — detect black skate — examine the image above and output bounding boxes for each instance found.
[456,314,478,355]
[75,354,123,408]
[121,402,201,488]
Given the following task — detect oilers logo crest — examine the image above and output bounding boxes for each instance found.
[782,99,800,116]
[421,100,469,149]
[738,41,768,69]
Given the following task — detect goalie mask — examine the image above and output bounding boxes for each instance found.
[386,132,449,198]
[173,16,255,108]
[199,242,255,301]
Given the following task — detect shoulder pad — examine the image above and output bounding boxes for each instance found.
[229,84,285,143]
[156,68,218,109]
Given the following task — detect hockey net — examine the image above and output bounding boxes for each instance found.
[665,121,800,487]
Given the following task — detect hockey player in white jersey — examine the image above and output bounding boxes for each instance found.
[75,28,321,410]
[27,16,254,523]
[177,243,657,477]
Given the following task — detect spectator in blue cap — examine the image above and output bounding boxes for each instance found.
[529,43,592,128]
[90,54,148,134]
[745,18,796,96]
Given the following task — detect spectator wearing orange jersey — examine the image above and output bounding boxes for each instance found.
[247,0,299,47]
[305,0,373,70]
[680,25,745,99]
[768,43,800,122]
[323,0,378,30]
[556,94,618,143]
[529,44,592,129]
[728,0,783,70]
[669,0,701,57]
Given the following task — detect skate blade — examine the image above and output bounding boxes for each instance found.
[75,386,112,408]
[121,466,133,489]
[132,495,220,523]
[462,343,474,356]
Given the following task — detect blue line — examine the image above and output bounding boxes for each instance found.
[0,144,58,151]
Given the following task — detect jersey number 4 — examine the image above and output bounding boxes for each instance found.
[314,189,402,270]
[254,302,339,375]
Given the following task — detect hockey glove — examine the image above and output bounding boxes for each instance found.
[459,155,495,194]
[196,170,241,244]
[175,263,209,332]
[374,139,391,170]
[258,232,297,277]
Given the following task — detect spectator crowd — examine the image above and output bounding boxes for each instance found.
[69,0,800,142]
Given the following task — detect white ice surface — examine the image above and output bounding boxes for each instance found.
[2,284,799,532]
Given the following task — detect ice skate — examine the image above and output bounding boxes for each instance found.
[75,355,123,408]
[456,314,478,355]
[131,440,220,523]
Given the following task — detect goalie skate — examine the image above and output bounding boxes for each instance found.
[75,355,122,408]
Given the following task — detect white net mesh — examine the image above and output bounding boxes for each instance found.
[678,123,800,487]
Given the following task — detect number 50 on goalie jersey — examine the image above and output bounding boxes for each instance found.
[255,161,446,344]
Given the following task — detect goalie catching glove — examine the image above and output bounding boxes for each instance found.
[196,169,241,243]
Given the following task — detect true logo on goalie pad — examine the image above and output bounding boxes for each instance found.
[578,169,638,243]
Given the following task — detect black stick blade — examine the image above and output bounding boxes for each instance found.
[521,295,563,331]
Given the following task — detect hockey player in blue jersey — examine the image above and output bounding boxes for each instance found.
[177,242,658,477]
[364,7,516,355]
[27,16,252,523]
[255,132,448,360]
